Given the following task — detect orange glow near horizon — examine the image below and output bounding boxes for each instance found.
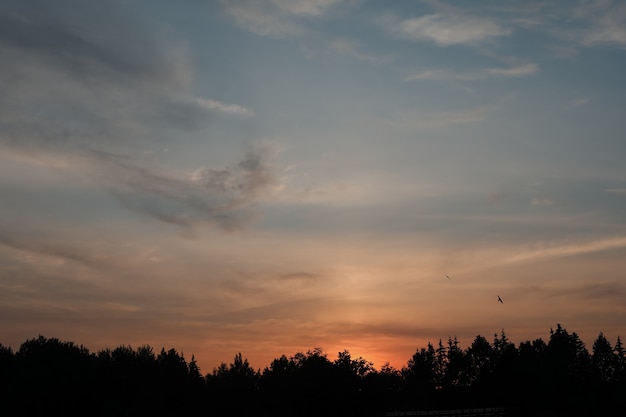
[2,0,626,388]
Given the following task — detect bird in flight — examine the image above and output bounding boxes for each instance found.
[497,295,503,304]
[445,274,451,280]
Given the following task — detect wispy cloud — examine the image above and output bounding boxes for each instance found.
[390,13,510,46]
[545,0,626,50]
[570,97,591,107]
[269,0,341,17]
[579,1,626,48]
[219,1,304,38]
[0,228,116,273]
[2,145,282,233]
[486,63,538,76]
[606,188,626,195]
[530,198,554,206]
[406,69,481,82]
[327,39,388,64]
[190,97,255,117]
[301,38,389,65]
[503,237,626,264]
[95,147,282,232]
[219,0,342,38]
[388,1,626,53]
[406,64,538,81]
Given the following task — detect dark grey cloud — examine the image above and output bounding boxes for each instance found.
[0,0,272,232]
[197,151,277,204]
[0,0,243,155]
[0,0,178,87]
[89,147,279,231]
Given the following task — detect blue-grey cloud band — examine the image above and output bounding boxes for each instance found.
[0,0,276,232]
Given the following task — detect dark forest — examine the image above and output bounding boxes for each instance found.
[1,324,625,416]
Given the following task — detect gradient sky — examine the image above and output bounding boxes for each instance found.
[1,0,626,373]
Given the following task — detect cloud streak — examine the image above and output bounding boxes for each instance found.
[190,97,256,117]
[219,0,342,38]
[327,39,388,64]
[91,148,281,232]
[503,237,626,265]
[579,1,626,48]
[0,0,253,153]
[406,64,538,81]
[389,12,510,46]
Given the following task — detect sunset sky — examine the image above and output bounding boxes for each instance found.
[1,0,626,373]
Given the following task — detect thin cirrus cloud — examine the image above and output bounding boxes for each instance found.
[220,2,303,38]
[578,1,626,48]
[0,227,115,273]
[541,1,626,50]
[530,198,554,206]
[190,97,256,117]
[392,13,511,46]
[570,98,591,107]
[406,64,538,81]
[501,237,626,266]
[219,0,342,38]
[327,39,388,64]
[269,0,342,17]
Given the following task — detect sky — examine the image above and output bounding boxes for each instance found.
[1,0,626,373]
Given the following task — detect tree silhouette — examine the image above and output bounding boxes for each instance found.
[490,330,519,407]
[613,336,626,412]
[402,342,436,410]
[543,324,592,414]
[592,332,616,383]
[0,343,15,416]
[362,362,402,415]
[207,352,259,415]
[290,348,338,416]
[516,337,547,412]
[260,354,296,414]
[2,325,626,416]
[442,336,465,390]
[465,335,493,389]
[188,354,204,387]
[13,336,95,416]
[614,336,626,378]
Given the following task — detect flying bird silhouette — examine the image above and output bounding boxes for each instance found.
[497,295,503,304]
[446,274,451,279]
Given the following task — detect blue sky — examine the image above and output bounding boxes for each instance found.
[1,0,625,371]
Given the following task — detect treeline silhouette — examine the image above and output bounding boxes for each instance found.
[1,324,625,416]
